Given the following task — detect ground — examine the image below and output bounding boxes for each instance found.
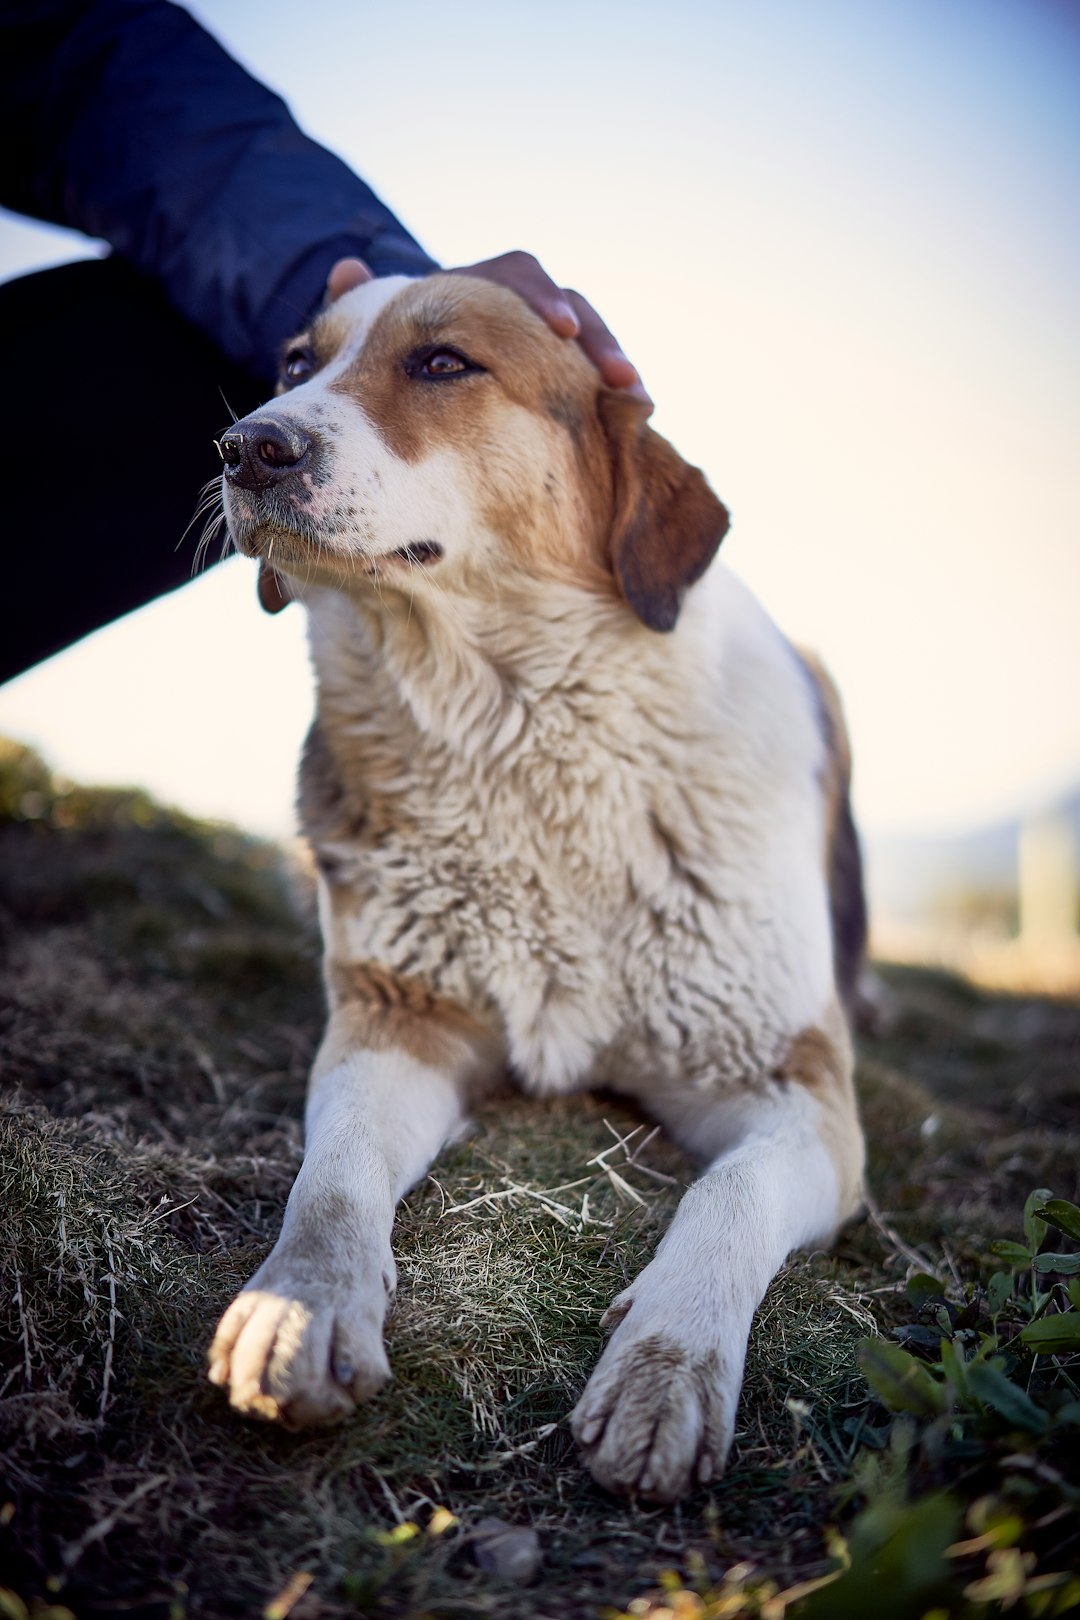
[1,738,1077,1620]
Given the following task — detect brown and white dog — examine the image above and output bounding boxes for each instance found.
[207,272,867,1503]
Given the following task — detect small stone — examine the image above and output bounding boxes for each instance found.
[470,1516,542,1584]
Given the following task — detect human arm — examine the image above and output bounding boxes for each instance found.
[0,0,438,378]
[0,2,647,394]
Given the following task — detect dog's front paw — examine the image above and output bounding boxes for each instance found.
[208,1257,394,1427]
[571,1280,742,1501]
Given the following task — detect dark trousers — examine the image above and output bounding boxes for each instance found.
[1,256,266,685]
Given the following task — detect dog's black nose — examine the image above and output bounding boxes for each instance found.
[218,419,310,489]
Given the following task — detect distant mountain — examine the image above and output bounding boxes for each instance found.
[864,787,1080,924]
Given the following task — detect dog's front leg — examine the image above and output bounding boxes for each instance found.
[572,1046,864,1501]
[209,1002,493,1427]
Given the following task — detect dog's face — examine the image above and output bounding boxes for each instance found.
[221,274,728,630]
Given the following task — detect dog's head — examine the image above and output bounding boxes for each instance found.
[220,274,728,631]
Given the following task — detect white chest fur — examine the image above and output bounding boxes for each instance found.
[305,563,832,1098]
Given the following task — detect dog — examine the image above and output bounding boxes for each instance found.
[207,271,867,1503]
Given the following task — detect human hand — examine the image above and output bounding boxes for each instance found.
[326,252,651,408]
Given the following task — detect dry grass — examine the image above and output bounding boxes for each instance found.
[1,737,1078,1619]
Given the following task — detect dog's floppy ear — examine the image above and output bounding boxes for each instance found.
[599,390,729,632]
[257,562,293,614]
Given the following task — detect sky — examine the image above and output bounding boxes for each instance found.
[1,0,1078,848]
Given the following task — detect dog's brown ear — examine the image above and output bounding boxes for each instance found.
[257,562,293,614]
[599,390,729,632]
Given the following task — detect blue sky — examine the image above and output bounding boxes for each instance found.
[1,0,1078,845]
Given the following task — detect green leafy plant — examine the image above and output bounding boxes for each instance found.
[611,1191,1080,1620]
[865,1188,1080,1432]
[843,1188,1080,1617]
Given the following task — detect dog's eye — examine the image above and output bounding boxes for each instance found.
[282,347,316,387]
[423,350,467,376]
[405,346,483,382]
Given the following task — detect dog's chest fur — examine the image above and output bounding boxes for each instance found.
[301,568,832,1099]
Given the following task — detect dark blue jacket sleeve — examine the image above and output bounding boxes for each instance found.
[1,0,440,377]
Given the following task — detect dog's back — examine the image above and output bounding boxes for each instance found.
[797,649,867,1012]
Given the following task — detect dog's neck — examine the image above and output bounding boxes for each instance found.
[303,570,706,767]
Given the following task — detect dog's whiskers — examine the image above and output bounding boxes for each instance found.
[179,477,224,547]
[181,475,230,578]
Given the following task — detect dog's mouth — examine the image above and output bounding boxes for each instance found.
[224,497,444,577]
[391,541,443,567]
[223,507,309,567]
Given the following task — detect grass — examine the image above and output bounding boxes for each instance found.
[1,736,1077,1620]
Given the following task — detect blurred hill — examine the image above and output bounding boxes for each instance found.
[866,785,1080,925]
[865,785,1080,994]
